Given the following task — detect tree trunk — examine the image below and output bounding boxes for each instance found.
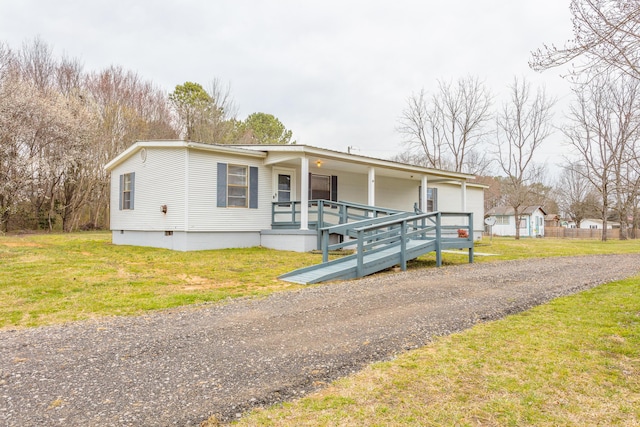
[601,203,608,242]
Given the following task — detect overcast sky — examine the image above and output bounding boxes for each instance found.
[0,0,575,168]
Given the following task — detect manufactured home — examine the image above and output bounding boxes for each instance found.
[105,141,485,253]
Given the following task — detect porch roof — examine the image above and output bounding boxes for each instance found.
[231,144,475,183]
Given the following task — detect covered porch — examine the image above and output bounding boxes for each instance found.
[235,144,476,227]
[237,144,479,253]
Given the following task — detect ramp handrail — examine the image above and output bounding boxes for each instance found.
[320,211,474,270]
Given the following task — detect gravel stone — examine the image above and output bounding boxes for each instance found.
[1,254,639,426]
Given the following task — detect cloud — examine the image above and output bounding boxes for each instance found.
[0,0,574,162]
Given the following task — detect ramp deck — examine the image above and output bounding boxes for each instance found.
[278,206,474,284]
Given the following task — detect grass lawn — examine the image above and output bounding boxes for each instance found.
[409,236,640,268]
[235,276,640,426]
[2,232,639,425]
[0,232,317,328]
[1,233,639,329]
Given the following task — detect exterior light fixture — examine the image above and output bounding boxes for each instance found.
[316,160,322,167]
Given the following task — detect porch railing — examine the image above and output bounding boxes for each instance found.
[271,200,403,230]
[320,211,474,270]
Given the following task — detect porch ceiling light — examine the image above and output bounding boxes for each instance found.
[316,159,322,167]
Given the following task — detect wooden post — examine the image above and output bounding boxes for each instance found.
[400,220,407,271]
[300,157,309,230]
[435,212,442,267]
[322,229,329,263]
[468,212,474,264]
[357,229,364,277]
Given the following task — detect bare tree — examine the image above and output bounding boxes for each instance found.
[531,0,640,80]
[85,65,177,228]
[563,72,640,239]
[463,149,494,176]
[19,37,56,92]
[397,76,493,172]
[557,162,601,227]
[397,89,443,169]
[495,77,556,239]
[390,149,435,167]
[0,47,25,232]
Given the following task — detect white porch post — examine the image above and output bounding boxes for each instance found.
[461,180,467,212]
[420,175,428,212]
[300,157,309,230]
[368,167,375,207]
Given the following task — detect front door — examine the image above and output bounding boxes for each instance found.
[273,168,296,202]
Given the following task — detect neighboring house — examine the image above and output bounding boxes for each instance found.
[485,206,546,237]
[105,140,485,251]
[579,219,619,229]
[544,214,560,227]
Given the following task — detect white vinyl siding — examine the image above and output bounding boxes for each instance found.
[110,148,186,231]
[188,150,271,232]
[373,176,417,212]
[331,171,368,205]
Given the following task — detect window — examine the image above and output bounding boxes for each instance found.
[496,215,509,225]
[119,172,135,210]
[519,216,527,228]
[217,163,258,209]
[310,174,331,200]
[426,188,437,212]
[277,174,291,202]
[227,164,248,207]
[417,187,438,212]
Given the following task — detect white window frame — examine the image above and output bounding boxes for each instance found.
[227,164,248,208]
[496,215,509,225]
[121,173,133,210]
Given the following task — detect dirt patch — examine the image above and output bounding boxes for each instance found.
[177,274,218,290]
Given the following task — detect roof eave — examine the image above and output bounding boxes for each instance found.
[232,144,475,181]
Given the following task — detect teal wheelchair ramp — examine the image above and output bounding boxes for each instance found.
[279,210,474,285]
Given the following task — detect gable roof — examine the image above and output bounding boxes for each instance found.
[104,140,267,171]
[486,206,547,216]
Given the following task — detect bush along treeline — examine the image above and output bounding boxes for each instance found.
[0,39,294,233]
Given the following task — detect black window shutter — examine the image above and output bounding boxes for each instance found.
[130,172,135,210]
[331,175,338,202]
[119,174,124,210]
[217,163,227,207]
[308,172,312,199]
[249,166,258,209]
[433,188,438,211]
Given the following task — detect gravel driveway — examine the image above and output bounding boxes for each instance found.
[2,254,640,426]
